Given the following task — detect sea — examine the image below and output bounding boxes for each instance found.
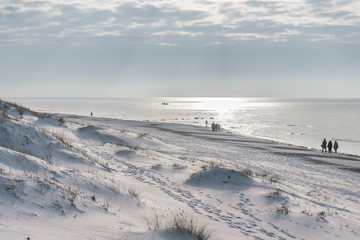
[5,97,360,156]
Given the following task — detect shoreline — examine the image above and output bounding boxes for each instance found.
[61,112,360,173]
[4,97,360,157]
[63,111,360,160]
[2,96,359,167]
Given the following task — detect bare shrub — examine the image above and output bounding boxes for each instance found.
[201,161,223,171]
[267,189,282,198]
[268,175,281,183]
[17,107,25,117]
[61,186,81,206]
[145,210,163,230]
[317,211,328,222]
[53,200,66,215]
[151,163,162,169]
[145,210,214,240]
[173,163,187,169]
[51,132,73,148]
[301,209,313,216]
[137,133,148,138]
[178,156,198,163]
[101,200,110,212]
[276,203,290,214]
[243,168,254,177]
[256,170,269,178]
[58,117,65,125]
[167,211,213,240]
[127,187,141,201]
[0,106,9,119]
[35,112,52,119]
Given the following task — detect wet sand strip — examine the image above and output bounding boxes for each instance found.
[148,123,360,173]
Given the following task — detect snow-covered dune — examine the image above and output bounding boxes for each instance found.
[0,101,359,240]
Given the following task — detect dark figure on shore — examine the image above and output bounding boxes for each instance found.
[334,141,339,154]
[211,122,221,132]
[206,120,208,127]
[91,112,93,117]
[328,140,333,153]
[321,139,327,153]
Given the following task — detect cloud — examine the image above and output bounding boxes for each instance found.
[0,0,359,46]
[309,33,336,42]
[153,30,202,37]
[222,29,300,42]
[157,42,178,46]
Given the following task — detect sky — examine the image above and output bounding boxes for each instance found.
[0,0,360,98]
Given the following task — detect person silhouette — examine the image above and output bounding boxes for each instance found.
[321,139,327,153]
[334,141,339,154]
[328,140,333,153]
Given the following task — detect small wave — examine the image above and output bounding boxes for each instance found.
[335,138,360,144]
[285,124,313,128]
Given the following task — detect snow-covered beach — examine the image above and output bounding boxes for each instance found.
[0,101,359,240]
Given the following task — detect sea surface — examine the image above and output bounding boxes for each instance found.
[6,97,360,156]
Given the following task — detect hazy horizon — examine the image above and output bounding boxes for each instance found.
[4,96,360,101]
[1,0,359,98]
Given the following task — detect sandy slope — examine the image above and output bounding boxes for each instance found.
[0,101,359,240]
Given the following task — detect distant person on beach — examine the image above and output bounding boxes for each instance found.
[321,139,327,153]
[211,122,220,132]
[91,112,93,117]
[206,120,208,127]
[334,141,339,154]
[328,140,333,153]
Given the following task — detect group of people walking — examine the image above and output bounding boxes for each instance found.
[211,122,221,132]
[205,120,221,132]
[321,139,339,154]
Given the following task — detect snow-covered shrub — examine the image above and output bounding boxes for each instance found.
[317,211,327,222]
[173,163,187,169]
[145,211,163,230]
[0,106,9,119]
[167,211,213,240]
[17,107,25,117]
[145,210,214,240]
[91,195,96,202]
[151,163,162,169]
[276,203,290,214]
[127,187,141,202]
[268,189,282,198]
[51,132,73,148]
[301,209,313,216]
[243,168,254,177]
[201,161,223,171]
[52,200,66,215]
[58,117,65,125]
[268,174,281,183]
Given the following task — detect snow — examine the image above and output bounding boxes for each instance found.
[0,101,359,240]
